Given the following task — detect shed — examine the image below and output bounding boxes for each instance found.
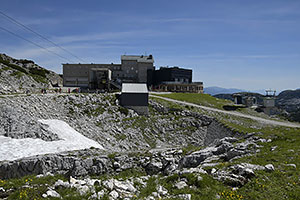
[120,83,149,115]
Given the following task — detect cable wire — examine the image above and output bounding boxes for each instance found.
[0,26,73,62]
[0,10,85,63]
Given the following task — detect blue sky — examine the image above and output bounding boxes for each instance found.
[0,0,299,92]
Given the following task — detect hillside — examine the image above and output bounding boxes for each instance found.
[0,92,299,199]
[0,53,62,94]
[277,89,300,122]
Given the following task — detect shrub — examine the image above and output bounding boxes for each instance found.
[119,107,129,116]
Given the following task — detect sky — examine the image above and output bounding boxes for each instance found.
[0,0,299,92]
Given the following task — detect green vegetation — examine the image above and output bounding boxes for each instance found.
[230,127,300,199]
[153,93,234,110]
[0,174,67,200]
[0,56,50,84]
[119,106,129,115]
[10,71,24,78]
[29,67,50,78]
[182,144,203,155]
[0,57,28,74]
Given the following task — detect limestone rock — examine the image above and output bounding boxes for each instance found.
[265,164,275,171]
[175,181,188,189]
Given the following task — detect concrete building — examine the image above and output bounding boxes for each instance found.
[153,66,192,85]
[156,82,203,93]
[120,83,149,115]
[63,54,203,93]
[152,66,203,93]
[63,55,154,90]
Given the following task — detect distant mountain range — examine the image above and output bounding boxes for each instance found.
[204,86,267,96]
[204,86,245,95]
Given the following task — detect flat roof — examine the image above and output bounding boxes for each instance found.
[121,55,154,63]
[121,83,148,93]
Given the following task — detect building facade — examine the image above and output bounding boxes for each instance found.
[153,66,192,85]
[63,55,154,90]
[63,54,203,93]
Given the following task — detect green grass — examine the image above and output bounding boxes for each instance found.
[152,93,289,122]
[0,57,50,84]
[10,71,24,78]
[0,174,68,200]
[153,93,234,110]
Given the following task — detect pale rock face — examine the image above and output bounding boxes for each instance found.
[45,189,61,198]
[103,179,114,190]
[175,181,188,189]
[0,53,62,94]
[109,190,119,199]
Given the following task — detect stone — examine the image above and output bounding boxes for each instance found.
[145,161,163,175]
[109,190,119,199]
[285,164,296,169]
[70,176,77,185]
[211,168,217,174]
[197,175,203,181]
[45,189,61,198]
[54,179,70,189]
[179,148,214,168]
[145,196,155,200]
[151,192,160,197]
[178,194,192,200]
[103,179,114,190]
[97,190,105,198]
[175,181,188,189]
[265,164,275,171]
[77,185,90,196]
[214,141,233,155]
[113,161,120,169]
[225,149,246,161]
[114,180,136,193]
[180,167,207,174]
[157,185,168,196]
[270,146,277,151]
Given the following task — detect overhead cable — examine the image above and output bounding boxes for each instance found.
[0,26,73,62]
[0,10,85,63]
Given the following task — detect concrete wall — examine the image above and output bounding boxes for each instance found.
[63,64,121,87]
[63,55,155,88]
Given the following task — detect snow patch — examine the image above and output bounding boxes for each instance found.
[0,119,104,161]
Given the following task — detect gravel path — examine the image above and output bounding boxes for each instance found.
[151,95,300,128]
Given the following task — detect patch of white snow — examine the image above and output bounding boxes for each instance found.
[0,119,104,161]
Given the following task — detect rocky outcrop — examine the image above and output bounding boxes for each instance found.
[0,94,240,153]
[276,89,300,122]
[0,133,269,181]
[0,53,62,94]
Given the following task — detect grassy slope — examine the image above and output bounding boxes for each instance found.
[152,94,300,200]
[152,93,287,122]
[153,93,233,110]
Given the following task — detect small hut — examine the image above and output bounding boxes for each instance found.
[120,83,149,115]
